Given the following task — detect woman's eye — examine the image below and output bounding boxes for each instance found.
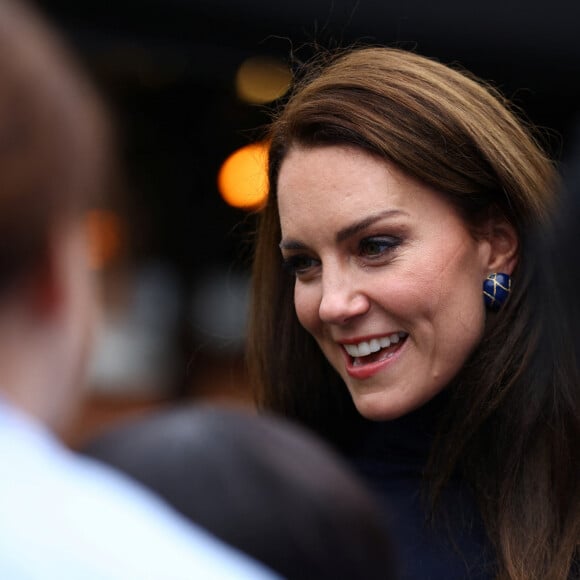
[282,255,320,277]
[359,236,400,258]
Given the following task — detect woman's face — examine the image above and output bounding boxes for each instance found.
[277,145,497,420]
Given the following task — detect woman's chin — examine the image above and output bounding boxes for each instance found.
[352,396,408,422]
[351,389,436,422]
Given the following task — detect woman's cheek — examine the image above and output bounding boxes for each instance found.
[294,284,320,332]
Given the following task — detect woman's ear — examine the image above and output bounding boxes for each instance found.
[483,215,519,275]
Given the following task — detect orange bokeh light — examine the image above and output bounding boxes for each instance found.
[218,142,268,210]
[235,56,291,105]
[86,209,124,270]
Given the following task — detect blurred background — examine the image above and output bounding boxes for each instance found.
[34,0,580,444]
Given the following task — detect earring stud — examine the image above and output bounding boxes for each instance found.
[483,273,511,310]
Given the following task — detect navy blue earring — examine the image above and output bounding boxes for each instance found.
[483,273,512,310]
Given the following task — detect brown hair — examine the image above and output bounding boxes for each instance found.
[248,47,579,579]
[0,0,109,293]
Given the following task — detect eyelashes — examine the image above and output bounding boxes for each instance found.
[281,235,402,278]
[282,255,321,277]
[358,236,401,259]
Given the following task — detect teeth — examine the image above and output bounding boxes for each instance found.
[344,332,407,358]
[357,342,371,356]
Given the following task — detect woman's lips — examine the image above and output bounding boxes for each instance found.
[342,331,406,357]
[343,333,407,380]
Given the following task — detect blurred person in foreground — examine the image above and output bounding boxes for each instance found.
[0,1,275,578]
[84,404,399,580]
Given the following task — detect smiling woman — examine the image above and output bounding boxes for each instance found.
[247,47,580,579]
[277,145,516,421]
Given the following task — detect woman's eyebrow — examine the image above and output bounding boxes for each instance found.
[336,210,407,243]
[279,239,306,251]
[279,209,407,250]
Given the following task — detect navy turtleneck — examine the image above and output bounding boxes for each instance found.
[348,392,496,579]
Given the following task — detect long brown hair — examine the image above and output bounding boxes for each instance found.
[248,47,579,579]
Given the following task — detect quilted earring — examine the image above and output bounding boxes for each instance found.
[483,273,512,310]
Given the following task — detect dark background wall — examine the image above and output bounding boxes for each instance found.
[37,0,580,273]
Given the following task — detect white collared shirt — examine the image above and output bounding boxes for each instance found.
[0,397,277,579]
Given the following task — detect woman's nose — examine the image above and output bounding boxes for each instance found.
[318,269,370,324]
